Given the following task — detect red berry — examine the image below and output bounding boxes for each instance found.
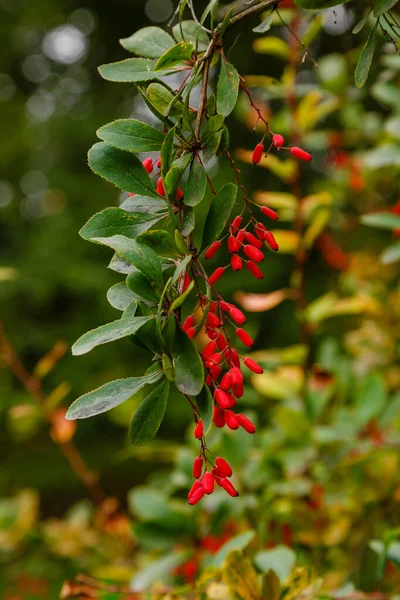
[260,206,279,221]
[202,472,215,494]
[209,364,222,380]
[142,157,153,173]
[231,215,243,234]
[194,420,204,439]
[209,267,225,286]
[157,157,162,168]
[236,229,246,244]
[224,410,240,430]
[272,134,285,149]
[183,315,195,331]
[215,457,233,478]
[231,254,243,271]
[236,328,254,347]
[245,232,262,249]
[244,245,264,263]
[213,406,225,428]
[177,187,184,201]
[229,307,246,325]
[206,312,221,328]
[206,327,218,340]
[238,413,256,434]
[156,177,165,196]
[129,193,135,197]
[183,272,191,291]
[212,466,223,481]
[203,340,217,360]
[205,241,221,260]
[252,143,264,165]
[233,384,243,398]
[186,327,196,339]
[291,146,312,161]
[188,486,205,505]
[255,222,267,240]
[188,479,203,499]
[229,367,243,387]
[216,332,228,351]
[215,388,232,409]
[228,235,241,254]
[244,357,263,374]
[264,231,279,251]
[220,478,239,497]
[220,372,232,391]
[208,352,222,366]
[245,260,263,279]
[193,456,203,479]
[225,348,240,368]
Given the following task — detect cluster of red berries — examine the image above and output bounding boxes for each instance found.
[188,455,239,505]
[252,133,312,165]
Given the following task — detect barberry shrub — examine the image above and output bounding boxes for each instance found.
[66,0,399,505]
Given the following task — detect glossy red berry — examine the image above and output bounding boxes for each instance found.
[244,357,263,374]
[156,177,165,196]
[264,231,279,251]
[272,134,285,149]
[206,312,221,329]
[224,410,240,430]
[188,486,205,505]
[231,215,243,234]
[188,479,203,499]
[220,372,232,391]
[216,332,228,351]
[177,187,184,201]
[232,384,243,398]
[244,245,264,263]
[291,146,312,161]
[229,367,243,386]
[245,260,264,279]
[230,307,246,325]
[215,457,233,478]
[231,254,243,271]
[260,206,279,220]
[209,267,225,286]
[202,472,215,494]
[215,388,232,409]
[255,222,267,240]
[142,157,153,173]
[236,229,246,244]
[157,157,162,168]
[183,315,195,331]
[220,478,239,497]
[213,406,225,428]
[186,327,196,339]
[203,340,217,359]
[193,456,203,479]
[212,466,223,481]
[236,328,254,347]
[205,240,221,260]
[238,413,256,434]
[194,420,204,439]
[252,143,264,165]
[225,348,240,368]
[245,232,263,249]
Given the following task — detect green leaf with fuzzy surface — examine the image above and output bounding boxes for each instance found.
[155,42,194,71]
[217,59,240,117]
[80,208,165,241]
[172,326,204,396]
[202,183,237,250]
[129,380,170,445]
[88,143,159,198]
[120,27,175,59]
[66,370,163,419]
[72,315,154,356]
[136,230,179,257]
[146,83,184,117]
[107,282,138,311]
[185,159,207,207]
[98,58,173,82]
[126,271,160,303]
[97,119,165,152]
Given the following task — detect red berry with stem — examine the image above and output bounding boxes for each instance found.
[193,456,203,479]
[238,413,256,434]
[228,235,241,253]
[252,143,264,165]
[215,388,232,409]
[220,478,239,497]
[183,315,195,331]
[156,177,165,196]
[205,241,221,260]
[194,420,204,439]
[255,222,267,239]
[186,327,196,339]
[209,267,225,285]
[272,134,285,149]
[244,245,264,263]
[229,367,243,387]
[231,215,243,233]
[244,357,263,374]
[188,479,203,499]
[245,232,263,249]
[264,231,279,251]
[213,405,225,428]
[245,260,263,279]
[261,206,279,220]
[215,457,233,477]
[188,486,205,505]
[142,157,153,173]
[231,254,243,271]
[224,410,240,430]
[236,328,254,347]
[220,372,232,391]
[291,146,312,161]
[202,472,215,494]
[230,307,246,325]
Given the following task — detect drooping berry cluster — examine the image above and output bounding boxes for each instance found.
[252,133,312,165]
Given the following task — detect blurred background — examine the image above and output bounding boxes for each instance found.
[1,0,400,597]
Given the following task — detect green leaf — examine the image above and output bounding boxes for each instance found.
[254,546,296,582]
[170,280,194,311]
[120,195,167,213]
[194,383,213,433]
[201,0,219,27]
[160,128,175,179]
[127,271,160,303]
[253,12,274,33]
[146,83,184,118]
[80,208,165,241]
[97,119,164,152]
[373,0,398,17]
[171,255,192,287]
[120,26,175,58]
[361,212,400,230]
[129,380,170,445]
[107,282,137,311]
[172,21,210,51]
[185,159,207,206]
[355,27,377,88]
[382,240,400,264]
[155,42,194,72]
[294,0,347,8]
[99,58,174,82]
[217,59,240,117]
[172,326,204,396]
[88,143,158,198]
[202,183,237,250]
[66,371,162,419]
[355,373,387,427]
[72,315,154,356]
[212,531,255,568]
[181,206,195,236]
[137,230,179,257]
[165,165,181,199]
[352,11,371,34]
[93,235,164,290]
[108,253,135,274]
[130,302,160,352]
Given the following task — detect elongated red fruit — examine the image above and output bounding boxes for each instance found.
[194,420,204,439]
[260,206,279,220]
[238,413,256,434]
[209,267,225,285]
[220,478,239,497]
[215,388,232,409]
[183,315,195,331]
[291,146,312,161]
[142,157,153,173]
[205,240,221,260]
[220,372,232,391]
[188,479,203,499]
[188,486,205,505]
[244,357,263,374]
[216,333,228,351]
[245,260,263,279]
[229,367,243,386]
[225,348,240,368]
[207,352,222,366]
[193,456,203,479]
[244,245,264,263]
[215,457,232,477]
[236,328,254,347]
[272,134,284,149]
[255,222,267,240]
[224,410,240,430]
[236,229,246,244]
[212,466,223,482]
[245,232,262,249]
[228,235,241,254]
[231,254,243,271]
[230,307,246,325]
[231,215,243,233]
[186,327,196,339]
[264,231,279,251]
[202,472,215,494]
[252,143,264,165]
[156,177,165,196]
[209,364,222,380]
[202,340,217,360]
[213,405,225,428]
[157,157,162,168]
[232,384,243,398]
[206,312,221,328]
